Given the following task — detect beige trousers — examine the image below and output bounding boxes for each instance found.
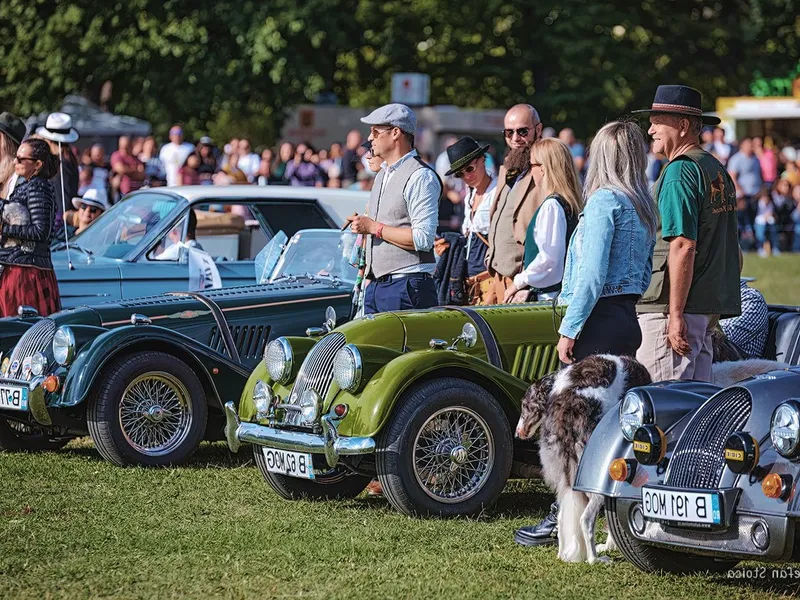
[636,313,719,383]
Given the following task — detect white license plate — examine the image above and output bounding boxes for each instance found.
[0,383,28,412]
[642,486,721,525]
[262,448,315,480]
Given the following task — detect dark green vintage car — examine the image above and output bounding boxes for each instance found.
[0,229,359,466]
[225,304,560,516]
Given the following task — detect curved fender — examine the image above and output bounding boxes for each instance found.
[58,325,249,409]
[574,383,719,497]
[0,318,36,354]
[335,349,529,438]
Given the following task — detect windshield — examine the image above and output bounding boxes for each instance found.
[269,230,358,284]
[65,193,185,259]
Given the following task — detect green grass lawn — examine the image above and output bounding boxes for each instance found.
[2,441,799,600]
[742,252,800,305]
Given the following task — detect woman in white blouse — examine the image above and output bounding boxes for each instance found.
[444,137,497,277]
[503,138,583,302]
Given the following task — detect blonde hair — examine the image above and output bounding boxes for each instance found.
[530,138,583,218]
[583,121,659,236]
[0,131,19,197]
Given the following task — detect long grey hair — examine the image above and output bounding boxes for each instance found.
[583,121,659,236]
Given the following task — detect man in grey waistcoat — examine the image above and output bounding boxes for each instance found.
[348,103,441,315]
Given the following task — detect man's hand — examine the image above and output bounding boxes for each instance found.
[503,282,522,303]
[348,214,376,235]
[557,336,576,364]
[433,237,450,256]
[667,312,691,356]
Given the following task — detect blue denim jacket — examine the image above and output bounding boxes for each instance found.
[558,188,655,339]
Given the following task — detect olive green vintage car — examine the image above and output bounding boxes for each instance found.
[225,304,560,516]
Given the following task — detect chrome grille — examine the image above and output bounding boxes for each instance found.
[7,319,56,378]
[283,332,346,426]
[665,388,752,489]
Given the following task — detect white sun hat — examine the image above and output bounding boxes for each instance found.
[36,112,80,143]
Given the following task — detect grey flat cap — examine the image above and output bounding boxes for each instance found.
[360,103,416,135]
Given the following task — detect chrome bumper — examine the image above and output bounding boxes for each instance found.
[0,376,50,425]
[223,401,375,468]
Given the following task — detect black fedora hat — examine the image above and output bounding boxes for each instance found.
[445,136,490,176]
[0,112,26,145]
[632,85,720,125]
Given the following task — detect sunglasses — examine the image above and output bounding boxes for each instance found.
[79,205,101,215]
[503,127,531,139]
[453,164,478,178]
[14,156,36,163]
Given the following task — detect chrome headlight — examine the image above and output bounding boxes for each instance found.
[264,338,293,384]
[52,326,76,366]
[620,390,651,442]
[333,344,362,393]
[770,400,800,458]
[253,380,273,417]
[30,352,48,377]
[298,390,321,425]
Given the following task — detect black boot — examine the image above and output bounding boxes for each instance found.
[514,502,559,547]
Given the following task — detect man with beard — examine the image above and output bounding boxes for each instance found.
[483,104,543,304]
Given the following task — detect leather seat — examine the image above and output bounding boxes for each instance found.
[765,306,800,365]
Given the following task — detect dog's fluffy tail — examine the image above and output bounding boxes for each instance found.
[559,489,588,563]
[711,359,790,388]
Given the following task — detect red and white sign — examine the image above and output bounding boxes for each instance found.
[391,73,430,106]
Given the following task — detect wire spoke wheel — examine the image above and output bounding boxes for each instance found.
[412,406,494,504]
[118,372,192,457]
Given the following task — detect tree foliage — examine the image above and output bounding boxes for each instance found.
[0,0,797,143]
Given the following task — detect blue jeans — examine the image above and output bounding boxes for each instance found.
[754,222,779,250]
[364,273,437,315]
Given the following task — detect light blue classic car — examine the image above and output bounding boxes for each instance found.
[51,186,368,308]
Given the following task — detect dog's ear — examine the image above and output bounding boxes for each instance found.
[622,356,652,389]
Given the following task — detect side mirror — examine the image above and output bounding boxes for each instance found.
[448,323,478,351]
[324,306,337,332]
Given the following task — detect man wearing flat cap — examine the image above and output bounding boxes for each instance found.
[635,85,740,382]
[348,103,440,314]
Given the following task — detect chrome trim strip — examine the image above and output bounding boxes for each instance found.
[223,401,374,467]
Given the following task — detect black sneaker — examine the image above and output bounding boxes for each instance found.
[514,502,559,547]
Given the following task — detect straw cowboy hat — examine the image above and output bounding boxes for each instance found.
[36,112,80,143]
[632,85,720,125]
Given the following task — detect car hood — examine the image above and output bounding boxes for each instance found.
[334,311,407,352]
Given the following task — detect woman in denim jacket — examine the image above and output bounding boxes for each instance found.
[557,121,658,363]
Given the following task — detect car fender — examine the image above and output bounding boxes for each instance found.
[574,382,720,497]
[58,325,249,409]
[335,349,529,439]
[0,318,37,355]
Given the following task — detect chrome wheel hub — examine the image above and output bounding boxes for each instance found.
[412,406,495,503]
[119,372,192,457]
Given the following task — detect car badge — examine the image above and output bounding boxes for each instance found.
[9,360,20,377]
[22,357,32,379]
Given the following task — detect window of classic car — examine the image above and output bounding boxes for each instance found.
[0,229,359,467]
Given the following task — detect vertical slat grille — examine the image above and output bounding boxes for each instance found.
[510,344,560,382]
[7,319,57,378]
[208,325,269,360]
[281,333,346,426]
[665,388,752,489]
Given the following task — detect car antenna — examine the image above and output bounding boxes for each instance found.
[57,140,74,270]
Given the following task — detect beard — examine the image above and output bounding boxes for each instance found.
[504,144,532,175]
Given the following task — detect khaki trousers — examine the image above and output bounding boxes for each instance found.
[482,274,514,305]
[636,313,719,383]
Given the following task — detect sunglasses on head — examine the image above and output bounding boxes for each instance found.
[503,127,531,139]
[453,164,478,178]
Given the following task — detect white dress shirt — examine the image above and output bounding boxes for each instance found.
[513,196,567,296]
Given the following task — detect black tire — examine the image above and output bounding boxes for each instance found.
[606,498,739,574]
[87,351,208,467]
[0,418,71,452]
[254,446,371,500]
[376,377,513,517]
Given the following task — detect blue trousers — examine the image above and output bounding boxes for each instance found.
[363,273,438,315]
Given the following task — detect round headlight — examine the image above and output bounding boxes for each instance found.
[770,400,800,458]
[30,352,48,377]
[264,338,293,384]
[253,380,272,416]
[298,390,321,425]
[333,344,362,393]
[52,326,75,366]
[620,391,647,442]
